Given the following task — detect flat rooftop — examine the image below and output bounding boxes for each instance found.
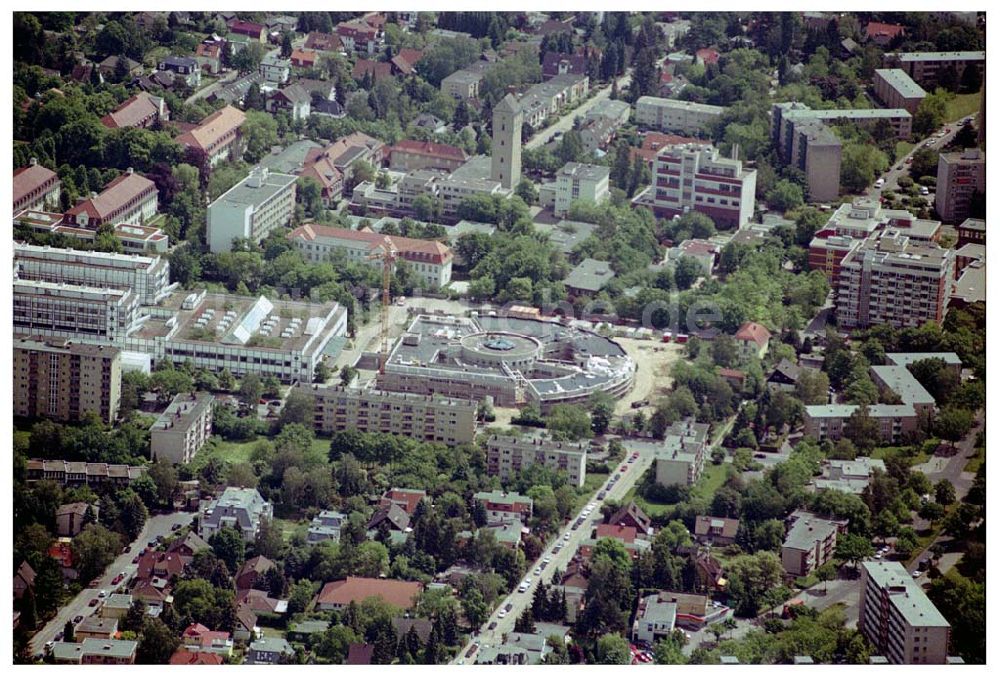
[870,365,935,406]
[533,220,599,255]
[894,51,985,62]
[211,168,296,209]
[143,289,343,353]
[637,96,725,114]
[862,560,950,627]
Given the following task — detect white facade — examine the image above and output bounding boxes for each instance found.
[207,167,297,253]
[635,97,725,135]
[486,434,588,488]
[198,487,273,543]
[554,163,610,217]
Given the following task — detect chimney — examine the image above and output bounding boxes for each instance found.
[29,157,38,167]
[126,167,135,175]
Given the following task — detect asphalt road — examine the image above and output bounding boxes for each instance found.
[523,70,633,152]
[874,122,963,197]
[185,69,239,105]
[453,440,658,664]
[30,511,195,656]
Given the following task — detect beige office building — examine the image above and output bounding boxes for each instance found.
[859,561,951,664]
[304,384,477,447]
[486,434,588,488]
[14,336,121,424]
[635,97,725,136]
[150,392,215,464]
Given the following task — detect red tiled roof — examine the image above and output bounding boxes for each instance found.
[380,488,427,515]
[175,105,246,153]
[396,49,424,67]
[228,19,266,37]
[169,650,224,665]
[678,239,720,257]
[338,19,379,38]
[100,92,162,129]
[299,158,343,195]
[865,21,905,40]
[694,515,740,538]
[347,643,374,665]
[290,49,318,66]
[13,164,58,206]
[734,321,771,347]
[288,224,453,265]
[696,48,720,65]
[595,523,637,544]
[352,59,392,82]
[317,577,422,610]
[390,139,467,163]
[196,43,222,59]
[304,31,343,52]
[65,172,156,222]
[717,367,745,380]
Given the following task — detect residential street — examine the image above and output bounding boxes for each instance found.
[453,440,656,663]
[523,70,633,151]
[184,69,239,104]
[29,511,195,657]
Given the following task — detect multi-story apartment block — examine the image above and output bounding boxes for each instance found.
[13,280,139,343]
[781,510,848,577]
[772,101,913,143]
[485,434,588,488]
[873,69,927,114]
[13,336,121,424]
[637,143,757,228]
[100,92,169,130]
[441,69,483,100]
[935,149,985,223]
[175,105,246,168]
[207,166,297,253]
[654,418,710,487]
[884,51,985,88]
[287,223,453,288]
[859,561,951,664]
[388,140,468,172]
[199,487,273,543]
[807,232,863,286]
[492,94,523,190]
[786,119,843,202]
[13,159,61,214]
[63,169,158,229]
[956,217,985,246]
[473,490,534,524]
[553,163,610,217]
[804,404,918,444]
[304,384,476,447]
[635,97,725,136]
[836,230,954,329]
[13,243,172,306]
[25,459,146,487]
[150,392,215,464]
[516,74,589,129]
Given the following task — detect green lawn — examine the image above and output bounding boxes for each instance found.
[944,90,981,123]
[690,463,730,502]
[964,444,985,475]
[190,437,258,471]
[14,430,30,449]
[870,441,931,466]
[895,141,915,159]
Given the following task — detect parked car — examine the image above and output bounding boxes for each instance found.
[505,603,513,612]
[564,532,571,541]
[171,523,182,531]
[131,556,139,564]
[73,615,84,624]
[488,621,497,630]
[620,465,628,472]
[912,569,923,578]
[88,598,99,607]
[98,590,107,598]
[123,546,131,554]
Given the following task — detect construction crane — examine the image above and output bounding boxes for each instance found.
[367,237,398,374]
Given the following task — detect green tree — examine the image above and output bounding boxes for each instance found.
[767,179,804,212]
[546,404,593,441]
[840,143,889,194]
[834,533,873,569]
[596,633,631,664]
[239,373,264,406]
[71,524,121,583]
[934,479,956,506]
[727,551,784,617]
[209,527,246,574]
[137,617,181,663]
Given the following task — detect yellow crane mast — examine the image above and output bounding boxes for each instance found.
[366,237,398,374]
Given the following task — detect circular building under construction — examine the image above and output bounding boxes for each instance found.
[377,313,635,410]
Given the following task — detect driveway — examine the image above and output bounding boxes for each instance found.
[185,69,239,105]
[792,576,862,628]
[30,511,195,656]
[453,442,657,663]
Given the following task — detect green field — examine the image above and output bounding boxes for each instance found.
[944,91,981,123]
[895,141,915,159]
[690,463,730,502]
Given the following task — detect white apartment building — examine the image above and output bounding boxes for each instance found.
[207,166,297,253]
[486,434,588,488]
[653,418,710,487]
[637,143,757,228]
[635,97,725,136]
[150,392,215,464]
[303,384,477,447]
[859,561,951,664]
[198,487,273,543]
[287,223,453,289]
[836,230,954,329]
[13,243,173,306]
[553,163,610,217]
[13,279,139,343]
